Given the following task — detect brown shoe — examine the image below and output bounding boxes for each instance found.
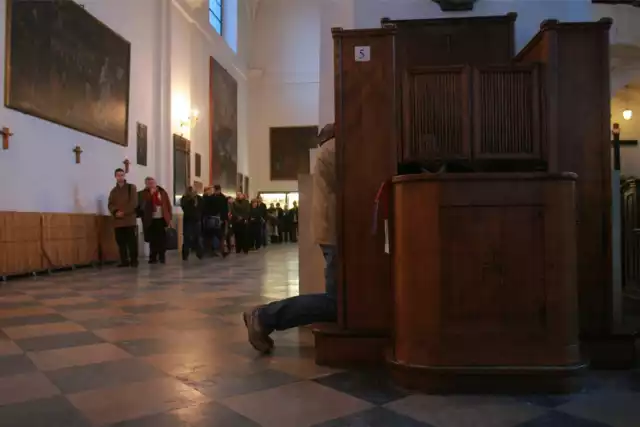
[242,308,274,353]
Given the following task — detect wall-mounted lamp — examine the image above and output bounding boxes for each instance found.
[623,109,633,121]
[180,109,200,134]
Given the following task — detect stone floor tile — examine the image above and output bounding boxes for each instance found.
[172,401,261,426]
[67,377,209,425]
[558,391,640,427]
[15,331,104,352]
[3,321,86,340]
[0,354,38,377]
[313,370,409,405]
[0,395,90,427]
[0,338,22,356]
[0,372,60,406]
[313,406,434,427]
[222,381,372,427]
[27,342,132,371]
[516,410,613,426]
[45,358,166,394]
[385,395,548,427]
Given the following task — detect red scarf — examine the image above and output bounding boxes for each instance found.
[151,189,163,207]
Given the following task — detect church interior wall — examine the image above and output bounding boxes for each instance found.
[0,0,250,214]
[247,0,320,195]
[0,0,159,213]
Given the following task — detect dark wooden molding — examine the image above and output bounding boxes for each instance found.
[432,0,477,12]
[592,0,640,7]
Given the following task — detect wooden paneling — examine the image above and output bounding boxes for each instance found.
[390,173,583,392]
[0,212,124,278]
[403,66,470,162]
[0,212,43,276]
[515,20,614,337]
[385,14,516,68]
[333,28,396,332]
[472,65,541,160]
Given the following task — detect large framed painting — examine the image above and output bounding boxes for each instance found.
[173,134,191,206]
[5,0,131,145]
[270,126,319,180]
[136,122,147,166]
[209,57,237,193]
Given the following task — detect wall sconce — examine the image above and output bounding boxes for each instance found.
[180,109,199,134]
[623,109,633,121]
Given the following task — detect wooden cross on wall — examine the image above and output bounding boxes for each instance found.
[1,127,13,150]
[73,145,83,164]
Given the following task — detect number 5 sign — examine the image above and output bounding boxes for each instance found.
[355,46,371,62]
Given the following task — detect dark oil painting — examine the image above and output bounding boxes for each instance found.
[270,126,319,180]
[210,57,238,193]
[5,0,131,145]
[136,122,147,166]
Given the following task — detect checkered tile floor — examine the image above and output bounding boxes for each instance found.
[0,245,639,426]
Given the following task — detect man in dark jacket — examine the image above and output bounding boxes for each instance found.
[202,185,228,256]
[180,187,203,260]
[257,196,268,247]
[108,168,139,267]
[231,192,251,254]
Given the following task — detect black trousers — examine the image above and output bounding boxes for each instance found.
[291,223,298,242]
[250,221,262,249]
[147,218,167,261]
[114,226,138,265]
[182,220,203,259]
[233,220,249,253]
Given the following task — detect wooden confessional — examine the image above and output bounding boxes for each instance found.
[313,13,624,392]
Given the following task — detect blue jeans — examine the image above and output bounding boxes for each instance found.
[182,221,203,258]
[258,244,337,331]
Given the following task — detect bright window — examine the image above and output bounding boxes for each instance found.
[209,0,223,35]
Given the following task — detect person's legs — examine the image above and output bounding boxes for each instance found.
[125,226,138,266]
[114,227,129,266]
[156,220,167,263]
[182,222,193,260]
[244,244,337,352]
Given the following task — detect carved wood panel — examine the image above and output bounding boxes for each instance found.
[472,65,541,159]
[440,205,546,336]
[402,66,471,162]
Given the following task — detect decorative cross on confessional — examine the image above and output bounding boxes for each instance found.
[73,145,83,164]
[1,127,13,150]
[123,158,130,173]
[481,248,505,287]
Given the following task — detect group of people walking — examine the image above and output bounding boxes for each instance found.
[108,169,300,265]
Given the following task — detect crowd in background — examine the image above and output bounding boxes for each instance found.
[180,185,299,260]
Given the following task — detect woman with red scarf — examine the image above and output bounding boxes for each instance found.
[140,177,173,264]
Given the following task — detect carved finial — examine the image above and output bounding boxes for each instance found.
[540,19,560,30]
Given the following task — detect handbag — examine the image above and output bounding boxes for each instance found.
[165,227,178,250]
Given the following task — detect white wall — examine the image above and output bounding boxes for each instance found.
[248,0,320,194]
[0,0,250,213]
[0,0,159,213]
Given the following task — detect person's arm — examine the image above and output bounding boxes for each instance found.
[125,184,138,215]
[107,189,118,216]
